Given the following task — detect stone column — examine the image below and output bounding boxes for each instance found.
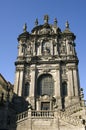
[55,66,61,97]
[39,44,42,55]
[33,42,36,56]
[67,67,74,97]
[73,67,79,96]
[30,66,36,97]
[18,44,22,56]
[18,70,24,96]
[14,70,20,94]
[54,65,61,109]
[51,43,53,55]
[30,65,36,109]
[54,44,58,55]
[66,40,70,55]
[36,100,40,110]
[72,44,75,55]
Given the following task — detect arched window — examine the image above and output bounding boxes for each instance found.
[61,82,67,97]
[37,74,54,96]
[24,82,30,97]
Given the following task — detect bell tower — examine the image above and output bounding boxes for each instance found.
[14,15,80,110]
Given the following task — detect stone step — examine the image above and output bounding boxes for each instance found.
[64,102,83,116]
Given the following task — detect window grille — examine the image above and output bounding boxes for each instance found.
[37,74,54,96]
[62,82,67,97]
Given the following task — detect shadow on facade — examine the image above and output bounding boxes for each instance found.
[0,94,29,130]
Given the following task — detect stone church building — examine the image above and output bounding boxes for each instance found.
[0,15,86,130]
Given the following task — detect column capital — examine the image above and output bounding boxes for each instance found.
[66,65,77,70]
[16,67,24,71]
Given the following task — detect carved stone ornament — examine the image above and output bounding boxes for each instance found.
[40,28,51,34]
[60,44,66,54]
[16,67,24,71]
[62,67,66,75]
[67,65,77,70]
[43,68,50,73]
[26,44,31,55]
[55,66,60,70]
[25,72,31,81]
[40,95,50,101]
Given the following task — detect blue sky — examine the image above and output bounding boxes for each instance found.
[0,0,86,98]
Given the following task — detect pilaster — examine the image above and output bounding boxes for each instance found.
[51,42,53,55]
[54,43,58,55]
[73,67,79,96]
[18,70,24,96]
[14,71,20,94]
[55,65,61,97]
[14,67,24,96]
[30,65,36,109]
[30,65,36,97]
[66,40,70,55]
[54,65,62,109]
[39,43,42,55]
[67,66,74,97]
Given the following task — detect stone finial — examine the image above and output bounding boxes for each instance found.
[54,18,57,26]
[80,88,84,100]
[44,14,49,24]
[65,21,69,29]
[23,23,27,32]
[35,18,38,26]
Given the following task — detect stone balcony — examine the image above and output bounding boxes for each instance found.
[17,110,54,122]
[16,101,86,128]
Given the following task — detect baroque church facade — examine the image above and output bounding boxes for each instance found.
[0,15,86,130]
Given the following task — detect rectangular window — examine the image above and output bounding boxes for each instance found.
[41,102,50,110]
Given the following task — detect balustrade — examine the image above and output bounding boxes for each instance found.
[17,111,28,121]
[31,110,54,118]
[64,102,82,116]
[17,110,54,122]
[16,101,85,126]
